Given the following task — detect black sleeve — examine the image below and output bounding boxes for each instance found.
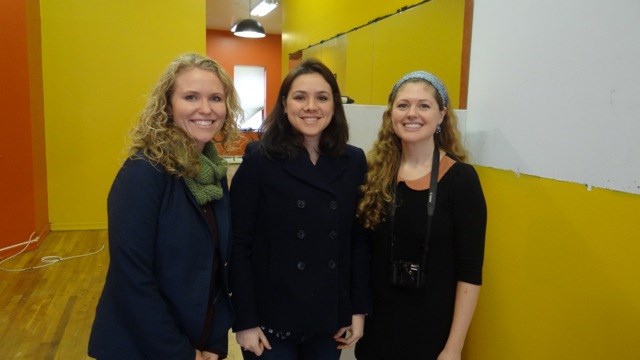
[349,147,373,315]
[451,164,487,285]
[229,144,262,331]
[107,157,195,358]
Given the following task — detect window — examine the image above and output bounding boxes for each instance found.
[234,65,266,130]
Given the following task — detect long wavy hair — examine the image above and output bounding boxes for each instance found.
[129,53,240,177]
[259,58,349,159]
[357,78,468,229]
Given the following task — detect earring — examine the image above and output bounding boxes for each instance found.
[436,124,442,134]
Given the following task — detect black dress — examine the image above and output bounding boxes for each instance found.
[355,158,487,360]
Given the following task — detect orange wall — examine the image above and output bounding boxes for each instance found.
[0,0,49,257]
[206,29,282,117]
[26,0,48,237]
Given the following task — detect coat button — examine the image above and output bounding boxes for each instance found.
[297,230,306,239]
[224,262,228,267]
[228,292,233,297]
[297,199,306,208]
[327,260,336,269]
[329,230,338,239]
[297,261,306,271]
[329,200,338,209]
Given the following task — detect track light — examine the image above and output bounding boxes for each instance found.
[250,0,278,17]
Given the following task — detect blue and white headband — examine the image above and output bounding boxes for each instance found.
[391,70,449,107]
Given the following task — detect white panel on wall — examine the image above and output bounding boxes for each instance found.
[345,105,384,153]
[466,0,640,194]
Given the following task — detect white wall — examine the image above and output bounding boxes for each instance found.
[466,0,640,194]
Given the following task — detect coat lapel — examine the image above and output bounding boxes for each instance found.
[282,152,348,195]
[212,192,230,262]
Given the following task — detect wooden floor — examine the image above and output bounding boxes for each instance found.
[0,230,243,360]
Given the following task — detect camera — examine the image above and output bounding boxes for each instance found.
[390,260,425,289]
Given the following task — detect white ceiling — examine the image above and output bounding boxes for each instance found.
[206,0,282,34]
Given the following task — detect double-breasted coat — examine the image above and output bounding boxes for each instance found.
[229,142,372,334]
[89,154,234,359]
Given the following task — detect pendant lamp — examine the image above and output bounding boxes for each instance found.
[232,18,266,38]
[232,0,266,38]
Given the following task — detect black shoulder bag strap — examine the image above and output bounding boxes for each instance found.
[420,143,439,267]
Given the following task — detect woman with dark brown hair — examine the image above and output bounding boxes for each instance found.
[230,58,371,360]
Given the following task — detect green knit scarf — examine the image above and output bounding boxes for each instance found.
[184,142,228,205]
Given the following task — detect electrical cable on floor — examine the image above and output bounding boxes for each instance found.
[0,232,105,272]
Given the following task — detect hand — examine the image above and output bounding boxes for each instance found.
[236,327,272,356]
[202,351,219,360]
[437,348,462,360]
[195,349,204,360]
[333,314,365,349]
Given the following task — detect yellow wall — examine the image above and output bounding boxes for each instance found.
[467,168,640,359]
[282,0,465,107]
[283,0,640,358]
[282,0,404,62]
[41,0,206,230]
[281,0,406,93]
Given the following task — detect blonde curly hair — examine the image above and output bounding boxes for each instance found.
[357,77,467,229]
[129,53,240,178]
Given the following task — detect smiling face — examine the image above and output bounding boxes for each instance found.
[284,73,334,148]
[170,67,227,152]
[391,81,445,145]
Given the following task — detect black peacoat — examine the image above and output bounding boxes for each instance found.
[230,142,372,334]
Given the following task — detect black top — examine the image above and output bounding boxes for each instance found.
[355,159,487,359]
[197,202,223,354]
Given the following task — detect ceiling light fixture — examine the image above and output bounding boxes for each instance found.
[232,0,267,38]
[250,0,278,17]
[232,18,266,38]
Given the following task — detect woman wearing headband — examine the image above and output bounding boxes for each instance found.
[355,71,487,359]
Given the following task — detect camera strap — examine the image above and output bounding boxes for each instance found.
[389,142,440,267]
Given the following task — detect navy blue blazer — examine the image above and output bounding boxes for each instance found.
[230,142,372,334]
[89,154,234,359]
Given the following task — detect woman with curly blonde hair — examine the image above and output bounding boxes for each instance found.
[129,53,240,177]
[357,76,467,230]
[355,71,487,360]
[90,53,239,360]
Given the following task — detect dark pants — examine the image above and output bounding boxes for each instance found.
[241,327,341,360]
